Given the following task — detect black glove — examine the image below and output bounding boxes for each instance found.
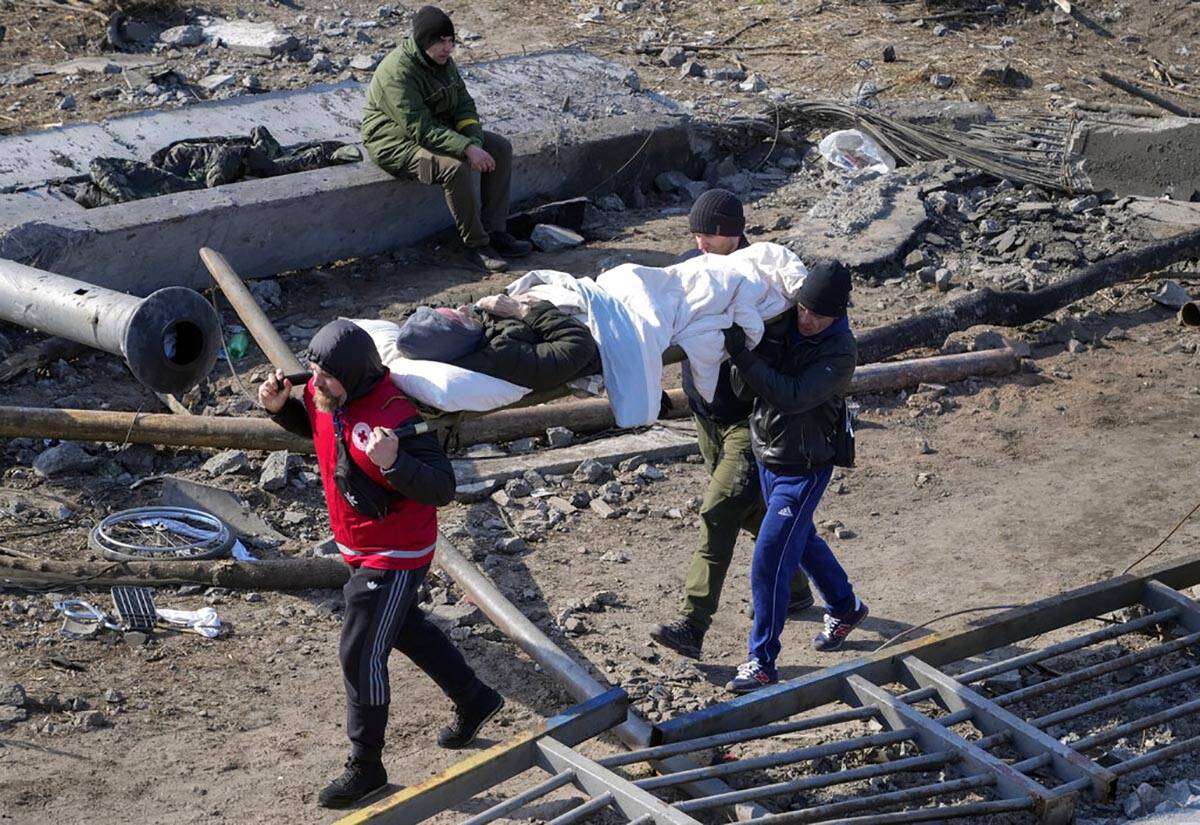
[723,325,747,358]
[658,390,674,420]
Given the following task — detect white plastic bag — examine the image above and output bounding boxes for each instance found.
[817,129,896,176]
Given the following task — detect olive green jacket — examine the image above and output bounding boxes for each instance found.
[361,37,485,174]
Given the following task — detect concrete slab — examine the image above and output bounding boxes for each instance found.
[784,171,928,272]
[452,424,698,487]
[0,50,690,294]
[1074,116,1200,200]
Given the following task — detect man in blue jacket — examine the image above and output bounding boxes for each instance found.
[725,260,868,693]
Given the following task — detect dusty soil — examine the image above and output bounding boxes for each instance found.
[2,1,1200,824]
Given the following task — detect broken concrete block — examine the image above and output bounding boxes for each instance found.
[198,73,235,92]
[33,442,97,477]
[159,25,204,47]
[201,18,298,56]
[259,450,291,491]
[531,224,584,252]
[977,61,1029,88]
[929,73,954,89]
[456,478,501,503]
[738,73,767,93]
[589,499,619,519]
[1067,194,1099,214]
[574,458,614,484]
[0,683,26,707]
[349,54,379,71]
[654,169,694,194]
[545,426,574,448]
[903,249,927,271]
[679,59,706,79]
[493,536,528,554]
[203,449,247,477]
[546,496,577,515]
[934,268,954,292]
[660,46,687,68]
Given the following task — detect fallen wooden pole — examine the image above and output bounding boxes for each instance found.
[857,227,1200,363]
[0,556,349,591]
[1098,71,1198,118]
[0,349,1022,450]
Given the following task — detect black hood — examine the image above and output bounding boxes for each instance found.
[304,320,389,401]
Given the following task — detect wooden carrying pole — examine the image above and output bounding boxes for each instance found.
[0,349,1021,450]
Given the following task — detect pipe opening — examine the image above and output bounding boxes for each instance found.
[164,320,206,367]
[1179,301,1200,328]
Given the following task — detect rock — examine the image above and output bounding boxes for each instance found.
[915,471,935,487]
[490,489,512,508]
[564,616,588,635]
[494,536,528,554]
[430,601,485,629]
[992,227,1019,254]
[654,169,694,194]
[198,73,235,92]
[718,172,753,195]
[33,442,96,477]
[916,439,935,455]
[58,95,76,111]
[738,73,767,93]
[103,688,124,704]
[596,193,625,212]
[504,477,533,499]
[636,463,665,481]
[600,549,629,563]
[882,45,896,62]
[708,68,746,82]
[978,218,1003,236]
[242,74,262,91]
[589,499,619,519]
[977,61,1029,88]
[159,25,205,47]
[0,683,26,707]
[903,249,927,271]
[545,426,574,448]
[259,450,290,491]
[74,710,106,731]
[573,458,613,484]
[308,55,335,74]
[933,23,948,36]
[579,6,605,23]
[507,437,538,455]
[201,19,298,56]
[455,479,500,503]
[615,0,641,10]
[249,278,283,310]
[930,73,954,89]
[1124,783,1165,818]
[1042,241,1079,264]
[934,268,954,292]
[202,450,247,477]
[531,224,584,252]
[349,54,379,71]
[834,526,856,539]
[0,705,27,726]
[546,496,577,515]
[663,507,683,520]
[679,60,706,79]
[1067,194,1099,214]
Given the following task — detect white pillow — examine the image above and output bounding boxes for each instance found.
[345,318,403,365]
[385,357,530,412]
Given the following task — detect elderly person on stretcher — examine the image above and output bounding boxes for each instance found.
[353,241,809,423]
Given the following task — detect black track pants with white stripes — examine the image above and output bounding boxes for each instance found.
[340,564,485,760]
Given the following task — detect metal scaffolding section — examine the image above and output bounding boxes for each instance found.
[342,552,1200,825]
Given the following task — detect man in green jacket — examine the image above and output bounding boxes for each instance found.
[362,6,530,273]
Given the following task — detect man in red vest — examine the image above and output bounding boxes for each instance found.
[259,320,503,808]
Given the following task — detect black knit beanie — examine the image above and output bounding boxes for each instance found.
[688,188,745,237]
[797,260,852,318]
[412,6,455,49]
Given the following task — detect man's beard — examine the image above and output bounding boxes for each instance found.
[314,388,345,412]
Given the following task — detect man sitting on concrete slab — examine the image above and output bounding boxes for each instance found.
[362,5,531,273]
[397,292,600,391]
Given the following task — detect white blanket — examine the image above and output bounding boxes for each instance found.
[509,242,807,425]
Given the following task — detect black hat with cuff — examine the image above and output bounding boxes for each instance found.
[797,260,852,318]
[688,188,745,237]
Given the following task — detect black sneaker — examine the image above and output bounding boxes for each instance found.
[464,244,509,272]
[813,600,869,652]
[649,618,705,659]
[317,757,388,809]
[438,686,505,749]
[490,231,533,258]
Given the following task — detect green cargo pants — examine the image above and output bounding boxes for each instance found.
[680,416,811,631]
[404,130,513,248]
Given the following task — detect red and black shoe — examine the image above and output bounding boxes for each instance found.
[813,600,869,652]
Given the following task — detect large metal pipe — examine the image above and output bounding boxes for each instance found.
[0,258,220,394]
[1180,301,1200,327]
[433,533,766,820]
